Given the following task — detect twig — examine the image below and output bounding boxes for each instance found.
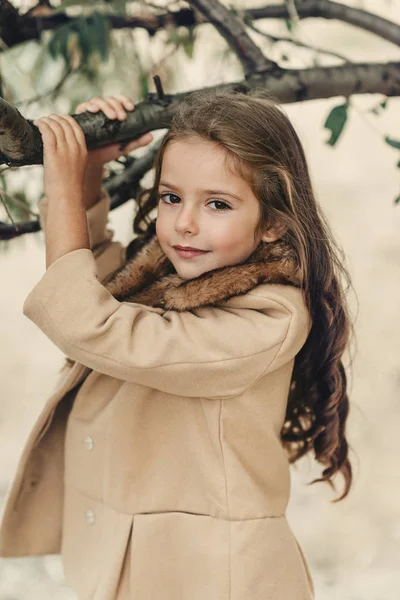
[247,20,351,64]
[0,190,17,227]
[189,0,277,77]
[14,67,77,108]
[0,187,39,217]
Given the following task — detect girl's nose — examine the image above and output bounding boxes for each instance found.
[174,206,199,235]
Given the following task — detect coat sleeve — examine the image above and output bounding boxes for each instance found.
[22,247,311,399]
[37,188,126,282]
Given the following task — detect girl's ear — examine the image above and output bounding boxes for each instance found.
[261,224,287,243]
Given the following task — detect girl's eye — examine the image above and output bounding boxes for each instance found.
[158,193,231,211]
[208,200,231,211]
[159,192,180,204]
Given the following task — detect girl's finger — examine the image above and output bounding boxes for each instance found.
[46,115,84,157]
[134,133,153,148]
[75,96,135,117]
[85,96,118,120]
[60,115,87,152]
[75,101,98,115]
[43,115,68,144]
[33,118,58,151]
[113,95,135,111]
[139,132,153,144]
[119,133,153,154]
[35,116,65,147]
[99,96,130,120]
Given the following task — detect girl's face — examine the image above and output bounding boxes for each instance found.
[156,138,274,280]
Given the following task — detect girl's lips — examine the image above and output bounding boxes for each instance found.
[173,247,210,259]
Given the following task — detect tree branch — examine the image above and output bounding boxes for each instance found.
[246,19,351,64]
[1,1,399,50]
[189,0,277,75]
[215,61,400,103]
[249,1,400,48]
[1,60,398,168]
[0,93,174,166]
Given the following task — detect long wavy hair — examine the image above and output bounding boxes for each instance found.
[127,88,355,501]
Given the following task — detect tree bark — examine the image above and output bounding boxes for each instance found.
[0,94,173,166]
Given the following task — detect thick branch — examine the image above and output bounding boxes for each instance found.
[1,60,399,167]
[235,61,400,103]
[1,1,399,49]
[0,0,24,46]
[0,4,201,46]
[189,0,276,75]
[0,94,174,166]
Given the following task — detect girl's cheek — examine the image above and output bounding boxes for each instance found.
[155,213,167,243]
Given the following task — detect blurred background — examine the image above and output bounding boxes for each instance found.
[0,1,399,598]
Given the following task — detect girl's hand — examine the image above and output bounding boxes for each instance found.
[75,95,153,166]
[33,114,88,204]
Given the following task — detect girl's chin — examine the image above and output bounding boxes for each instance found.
[172,262,211,280]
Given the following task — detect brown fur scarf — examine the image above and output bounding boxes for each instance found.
[102,234,302,311]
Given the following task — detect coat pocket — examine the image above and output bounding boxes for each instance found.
[130,511,230,600]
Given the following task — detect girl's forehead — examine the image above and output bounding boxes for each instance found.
[160,141,253,195]
[159,157,256,207]
[164,137,224,158]
[162,139,237,176]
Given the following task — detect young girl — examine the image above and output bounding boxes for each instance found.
[0,89,353,599]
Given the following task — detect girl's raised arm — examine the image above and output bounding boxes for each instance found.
[33,96,153,270]
[33,113,90,268]
[22,245,310,399]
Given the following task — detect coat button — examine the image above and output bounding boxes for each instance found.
[84,436,94,450]
[85,508,96,525]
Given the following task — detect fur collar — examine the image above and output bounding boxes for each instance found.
[102,234,302,312]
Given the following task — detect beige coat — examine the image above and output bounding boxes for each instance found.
[0,190,315,599]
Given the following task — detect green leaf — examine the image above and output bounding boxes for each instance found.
[166,27,196,59]
[182,27,196,60]
[284,18,293,33]
[47,12,110,70]
[0,173,8,192]
[368,98,388,115]
[394,195,400,205]
[166,30,182,46]
[397,159,400,169]
[48,22,78,66]
[87,12,110,62]
[112,0,127,16]
[384,136,400,150]
[77,20,91,65]
[324,103,349,146]
[54,0,87,12]
[140,74,149,99]
[48,25,64,60]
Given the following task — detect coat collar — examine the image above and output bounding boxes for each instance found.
[103,235,301,312]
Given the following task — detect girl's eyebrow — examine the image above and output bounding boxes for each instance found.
[159,180,243,202]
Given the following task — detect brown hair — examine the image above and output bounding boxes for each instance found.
[128,88,354,501]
